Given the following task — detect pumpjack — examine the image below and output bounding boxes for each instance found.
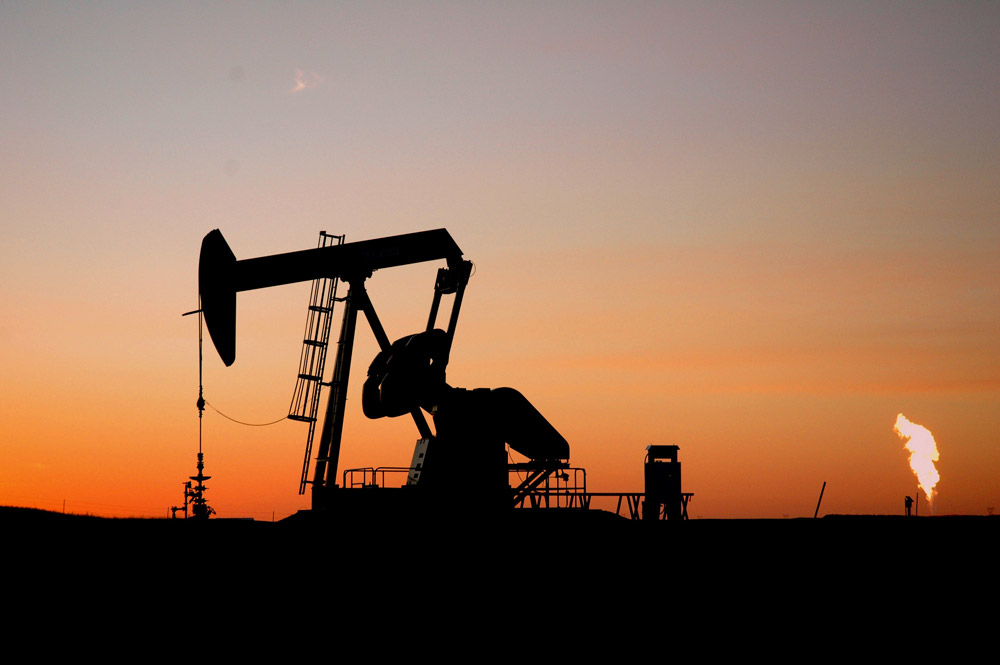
[198,229,571,514]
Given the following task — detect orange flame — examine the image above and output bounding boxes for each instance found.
[893,413,940,508]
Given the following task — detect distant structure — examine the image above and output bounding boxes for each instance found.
[174,304,215,520]
[170,482,191,519]
[643,445,690,520]
[172,452,214,519]
[904,495,913,517]
[187,452,214,520]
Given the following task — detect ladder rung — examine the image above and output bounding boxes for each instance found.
[298,373,322,382]
[303,339,326,347]
[287,414,315,423]
[308,305,331,313]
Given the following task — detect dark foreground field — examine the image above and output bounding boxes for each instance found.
[5,505,992,575]
[6,505,990,648]
[5,505,994,641]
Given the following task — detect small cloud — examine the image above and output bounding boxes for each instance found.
[291,69,322,93]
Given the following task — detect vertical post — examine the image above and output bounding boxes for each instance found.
[311,283,359,509]
[426,274,443,331]
[441,261,472,366]
[813,481,826,518]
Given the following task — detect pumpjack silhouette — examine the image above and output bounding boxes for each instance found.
[199,229,569,515]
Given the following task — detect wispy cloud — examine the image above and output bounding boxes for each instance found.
[291,69,322,93]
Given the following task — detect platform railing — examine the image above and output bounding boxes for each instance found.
[341,464,691,519]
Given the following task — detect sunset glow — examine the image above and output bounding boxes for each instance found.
[1,4,997,520]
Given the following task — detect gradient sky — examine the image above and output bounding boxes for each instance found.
[2,2,997,519]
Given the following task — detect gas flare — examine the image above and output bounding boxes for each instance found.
[893,413,940,508]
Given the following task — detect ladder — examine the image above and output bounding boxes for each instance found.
[288,231,344,494]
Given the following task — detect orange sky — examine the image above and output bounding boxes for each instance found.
[2,3,997,519]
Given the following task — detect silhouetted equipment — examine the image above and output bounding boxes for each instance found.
[905,495,914,517]
[198,228,571,512]
[643,445,690,520]
[171,482,192,519]
[187,452,214,520]
[197,229,703,520]
[200,228,465,367]
[176,305,215,519]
